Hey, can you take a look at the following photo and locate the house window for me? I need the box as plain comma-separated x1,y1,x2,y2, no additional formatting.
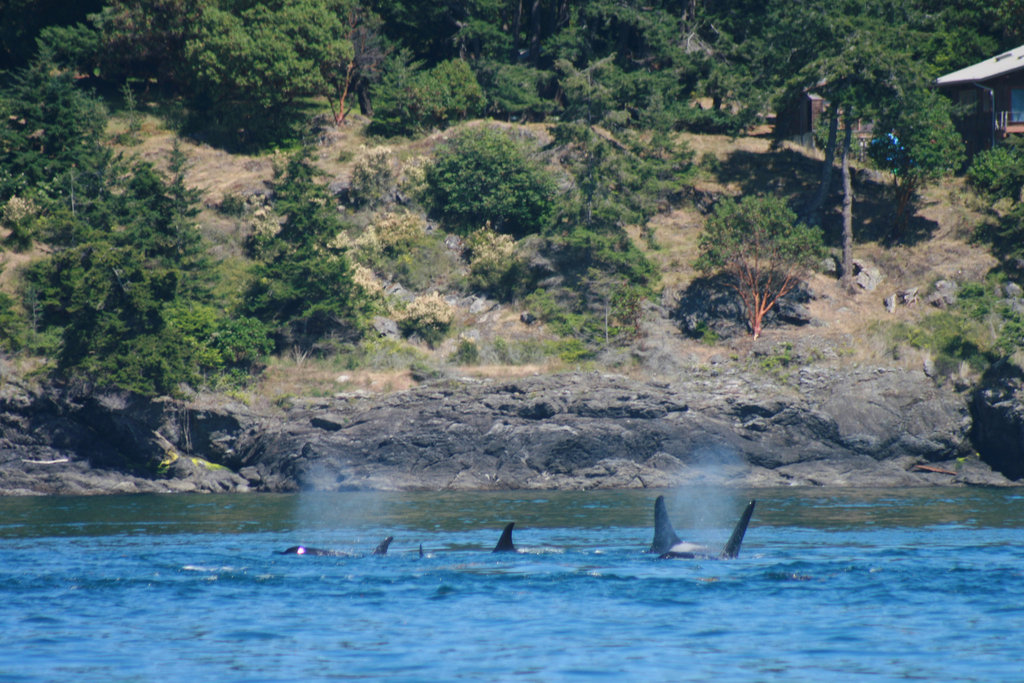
1012,89,1024,123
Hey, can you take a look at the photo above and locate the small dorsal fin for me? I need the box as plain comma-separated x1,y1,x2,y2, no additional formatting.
493,522,517,552
650,495,682,555
372,536,394,556
719,500,756,559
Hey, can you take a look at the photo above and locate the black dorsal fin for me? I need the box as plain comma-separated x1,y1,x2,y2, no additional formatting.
650,495,682,555
493,522,517,552
372,536,394,556
719,500,756,559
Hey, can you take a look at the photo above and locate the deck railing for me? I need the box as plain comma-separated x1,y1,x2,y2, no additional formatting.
997,111,1024,129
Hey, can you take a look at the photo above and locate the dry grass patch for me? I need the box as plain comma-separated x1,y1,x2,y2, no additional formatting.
454,362,560,379
255,362,419,400
632,206,706,294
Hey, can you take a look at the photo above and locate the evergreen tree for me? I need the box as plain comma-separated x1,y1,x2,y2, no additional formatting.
21,144,225,395
0,51,109,205
243,148,371,352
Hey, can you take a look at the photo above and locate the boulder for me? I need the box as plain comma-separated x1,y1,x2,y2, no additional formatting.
853,260,883,292
926,280,958,308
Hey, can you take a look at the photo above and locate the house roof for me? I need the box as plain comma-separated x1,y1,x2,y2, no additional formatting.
936,44,1024,86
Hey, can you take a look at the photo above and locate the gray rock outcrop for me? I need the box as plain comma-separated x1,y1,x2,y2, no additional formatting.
2,366,1012,495
239,369,989,491
972,363,1024,480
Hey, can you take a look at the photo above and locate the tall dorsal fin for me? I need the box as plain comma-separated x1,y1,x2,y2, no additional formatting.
650,495,682,555
719,500,756,559
372,536,394,556
493,522,517,552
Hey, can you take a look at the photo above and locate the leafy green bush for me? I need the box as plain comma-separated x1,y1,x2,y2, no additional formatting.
218,194,247,217
867,89,965,231
449,337,480,365
424,126,557,237
882,277,1024,381
996,309,1024,358
369,54,485,137
967,144,1024,201
166,304,273,383
480,63,554,122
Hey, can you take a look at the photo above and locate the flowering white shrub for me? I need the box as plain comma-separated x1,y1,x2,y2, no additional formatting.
399,154,429,199
356,210,426,258
351,145,395,207
351,263,384,298
2,196,38,225
398,291,455,345
1,195,39,250
465,225,528,298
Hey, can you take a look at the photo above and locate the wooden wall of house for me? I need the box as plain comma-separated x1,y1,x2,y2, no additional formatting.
775,93,826,148
941,71,1024,159
941,84,995,160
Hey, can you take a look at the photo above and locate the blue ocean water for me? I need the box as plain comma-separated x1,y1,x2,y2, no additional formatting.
1,487,1022,682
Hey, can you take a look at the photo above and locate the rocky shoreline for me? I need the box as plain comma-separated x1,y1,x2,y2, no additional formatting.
1,366,1020,495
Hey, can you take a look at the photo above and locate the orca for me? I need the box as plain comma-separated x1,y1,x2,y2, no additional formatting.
492,522,518,553
372,536,394,556
278,536,394,557
278,545,344,557
649,495,756,560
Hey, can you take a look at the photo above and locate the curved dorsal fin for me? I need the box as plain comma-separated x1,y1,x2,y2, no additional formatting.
650,495,682,555
372,536,394,556
493,522,517,552
719,500,756,559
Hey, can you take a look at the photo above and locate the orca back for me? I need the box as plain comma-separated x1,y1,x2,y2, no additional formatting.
372,536,394,556
719,500,756,559
279,545,333,556
650,495,682,555
493,522,517,552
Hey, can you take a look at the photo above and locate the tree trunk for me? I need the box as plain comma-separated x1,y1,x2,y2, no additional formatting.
357,81,373,117
528,0,542,66
334,61,357,124
803,104,839,226
512,0,523,60
840,114,854,291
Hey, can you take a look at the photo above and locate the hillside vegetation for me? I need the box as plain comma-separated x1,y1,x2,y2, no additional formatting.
1,0,1023,405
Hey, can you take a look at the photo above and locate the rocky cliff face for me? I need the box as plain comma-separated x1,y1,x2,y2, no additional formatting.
0,367,1015,495
971,363,1024,481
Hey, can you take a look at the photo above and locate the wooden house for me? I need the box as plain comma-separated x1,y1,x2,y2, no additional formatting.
935,44,1024,158
775,91,874,156
775,92,827,148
